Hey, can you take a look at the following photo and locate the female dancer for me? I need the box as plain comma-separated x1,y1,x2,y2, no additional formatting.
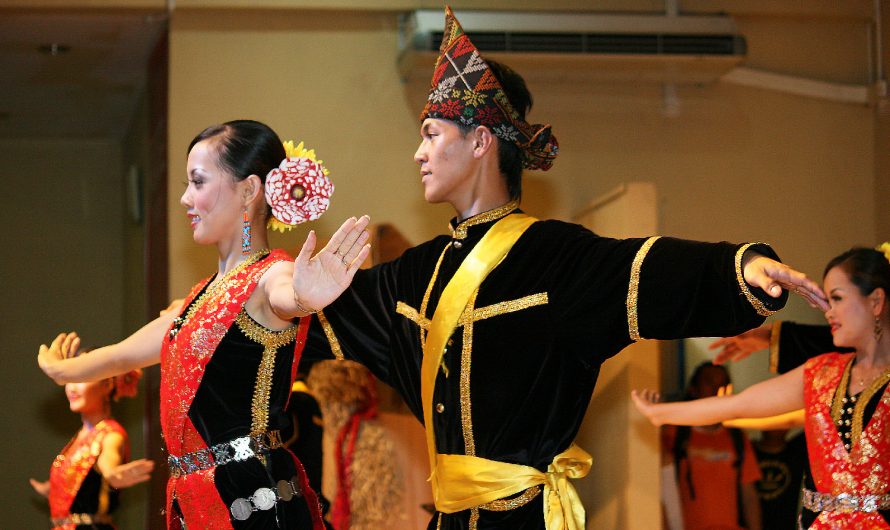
30,365,151,530
633,247,890,528
37,120,370,529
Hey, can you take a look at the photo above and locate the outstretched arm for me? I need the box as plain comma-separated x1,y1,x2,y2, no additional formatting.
742,253,827,311
38,309,174,384
632,364,805,427
96,432,154,489
268,215,371,320
710,324,772,365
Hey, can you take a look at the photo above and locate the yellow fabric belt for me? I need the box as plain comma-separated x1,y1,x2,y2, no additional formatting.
434,444,592,530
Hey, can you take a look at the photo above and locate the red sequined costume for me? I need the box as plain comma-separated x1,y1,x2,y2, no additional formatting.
160,249,325,529
804,353,890,529
49,419,128,530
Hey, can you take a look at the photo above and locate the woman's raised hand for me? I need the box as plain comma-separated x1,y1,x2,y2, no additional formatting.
291,215,371,313
38,332,81,383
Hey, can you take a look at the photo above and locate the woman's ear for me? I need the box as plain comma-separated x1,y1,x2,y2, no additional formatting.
870,287,887,317
241,174,263,206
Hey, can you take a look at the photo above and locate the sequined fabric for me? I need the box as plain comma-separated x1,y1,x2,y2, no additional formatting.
804,353,890,529
48,420,127,530
159,250,317,529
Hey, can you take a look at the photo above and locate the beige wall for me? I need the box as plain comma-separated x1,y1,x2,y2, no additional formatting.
0,139,147,529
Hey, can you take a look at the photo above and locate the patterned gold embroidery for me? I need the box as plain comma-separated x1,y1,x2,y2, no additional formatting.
769,321,783,373
234,310,298,435
469,507,480,528
626,236,660,341
396,302,430,330
171,249,270,338
316,310,343,360
468,293,548,323
830,359,890,449
853,376,890,449
398,293,549,332
734,242,779,317
451,201,519,240
418,245,452,345
480,485,542,511
461,289,479,458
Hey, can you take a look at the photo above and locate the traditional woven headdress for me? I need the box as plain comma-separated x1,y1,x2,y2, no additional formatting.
420,6,559,171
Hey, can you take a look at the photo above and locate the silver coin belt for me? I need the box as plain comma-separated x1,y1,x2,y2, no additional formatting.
167,430,283,478
803,488,890,513
51,513,113,527
229,475,302,521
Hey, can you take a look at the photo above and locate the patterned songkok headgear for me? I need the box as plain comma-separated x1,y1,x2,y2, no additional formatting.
419,6,559,171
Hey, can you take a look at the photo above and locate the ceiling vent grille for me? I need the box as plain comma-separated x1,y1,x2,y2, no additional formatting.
425,31,746,56
398,10,747,85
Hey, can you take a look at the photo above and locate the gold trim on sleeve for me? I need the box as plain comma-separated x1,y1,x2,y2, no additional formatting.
769,321,783,373
316,310,344,360
235,310,298,435
735,242,779,317
626,236,660,341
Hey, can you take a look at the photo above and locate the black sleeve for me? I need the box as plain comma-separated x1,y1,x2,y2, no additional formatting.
302,260,399,386
635,238,786,340
543,222,787,363
772,321,847,374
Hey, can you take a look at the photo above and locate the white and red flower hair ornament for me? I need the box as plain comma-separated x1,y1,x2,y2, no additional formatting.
264,140,334,232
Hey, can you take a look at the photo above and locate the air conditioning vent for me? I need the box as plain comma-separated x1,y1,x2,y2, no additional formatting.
425,32,745,56
398,10,748,85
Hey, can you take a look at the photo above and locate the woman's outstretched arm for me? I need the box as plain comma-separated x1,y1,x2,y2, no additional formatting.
632,364,806,427
37,307,178,384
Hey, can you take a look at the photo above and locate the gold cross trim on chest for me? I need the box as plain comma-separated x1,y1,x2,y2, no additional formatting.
396,241,547,379
396,292,548,333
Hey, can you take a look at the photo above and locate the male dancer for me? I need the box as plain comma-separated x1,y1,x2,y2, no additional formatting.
294,7,826,529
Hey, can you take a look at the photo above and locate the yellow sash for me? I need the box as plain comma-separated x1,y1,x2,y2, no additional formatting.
421,213,592,529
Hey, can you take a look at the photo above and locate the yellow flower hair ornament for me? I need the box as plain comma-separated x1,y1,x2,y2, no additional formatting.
878,242,890,263
265,140,334,232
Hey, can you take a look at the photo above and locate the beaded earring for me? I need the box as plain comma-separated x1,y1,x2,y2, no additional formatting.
241,209,251,255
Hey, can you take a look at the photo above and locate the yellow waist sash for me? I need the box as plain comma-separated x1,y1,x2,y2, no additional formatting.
422,213,591,529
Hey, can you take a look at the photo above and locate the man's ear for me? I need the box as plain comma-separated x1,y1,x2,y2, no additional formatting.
472,126,496,158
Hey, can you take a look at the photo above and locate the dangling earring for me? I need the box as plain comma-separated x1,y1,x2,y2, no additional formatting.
241,208,251,255
875,315,884,343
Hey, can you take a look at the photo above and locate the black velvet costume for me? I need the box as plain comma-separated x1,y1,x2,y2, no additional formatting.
66,469,118,530
306,203,785,529
172,296,316,529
